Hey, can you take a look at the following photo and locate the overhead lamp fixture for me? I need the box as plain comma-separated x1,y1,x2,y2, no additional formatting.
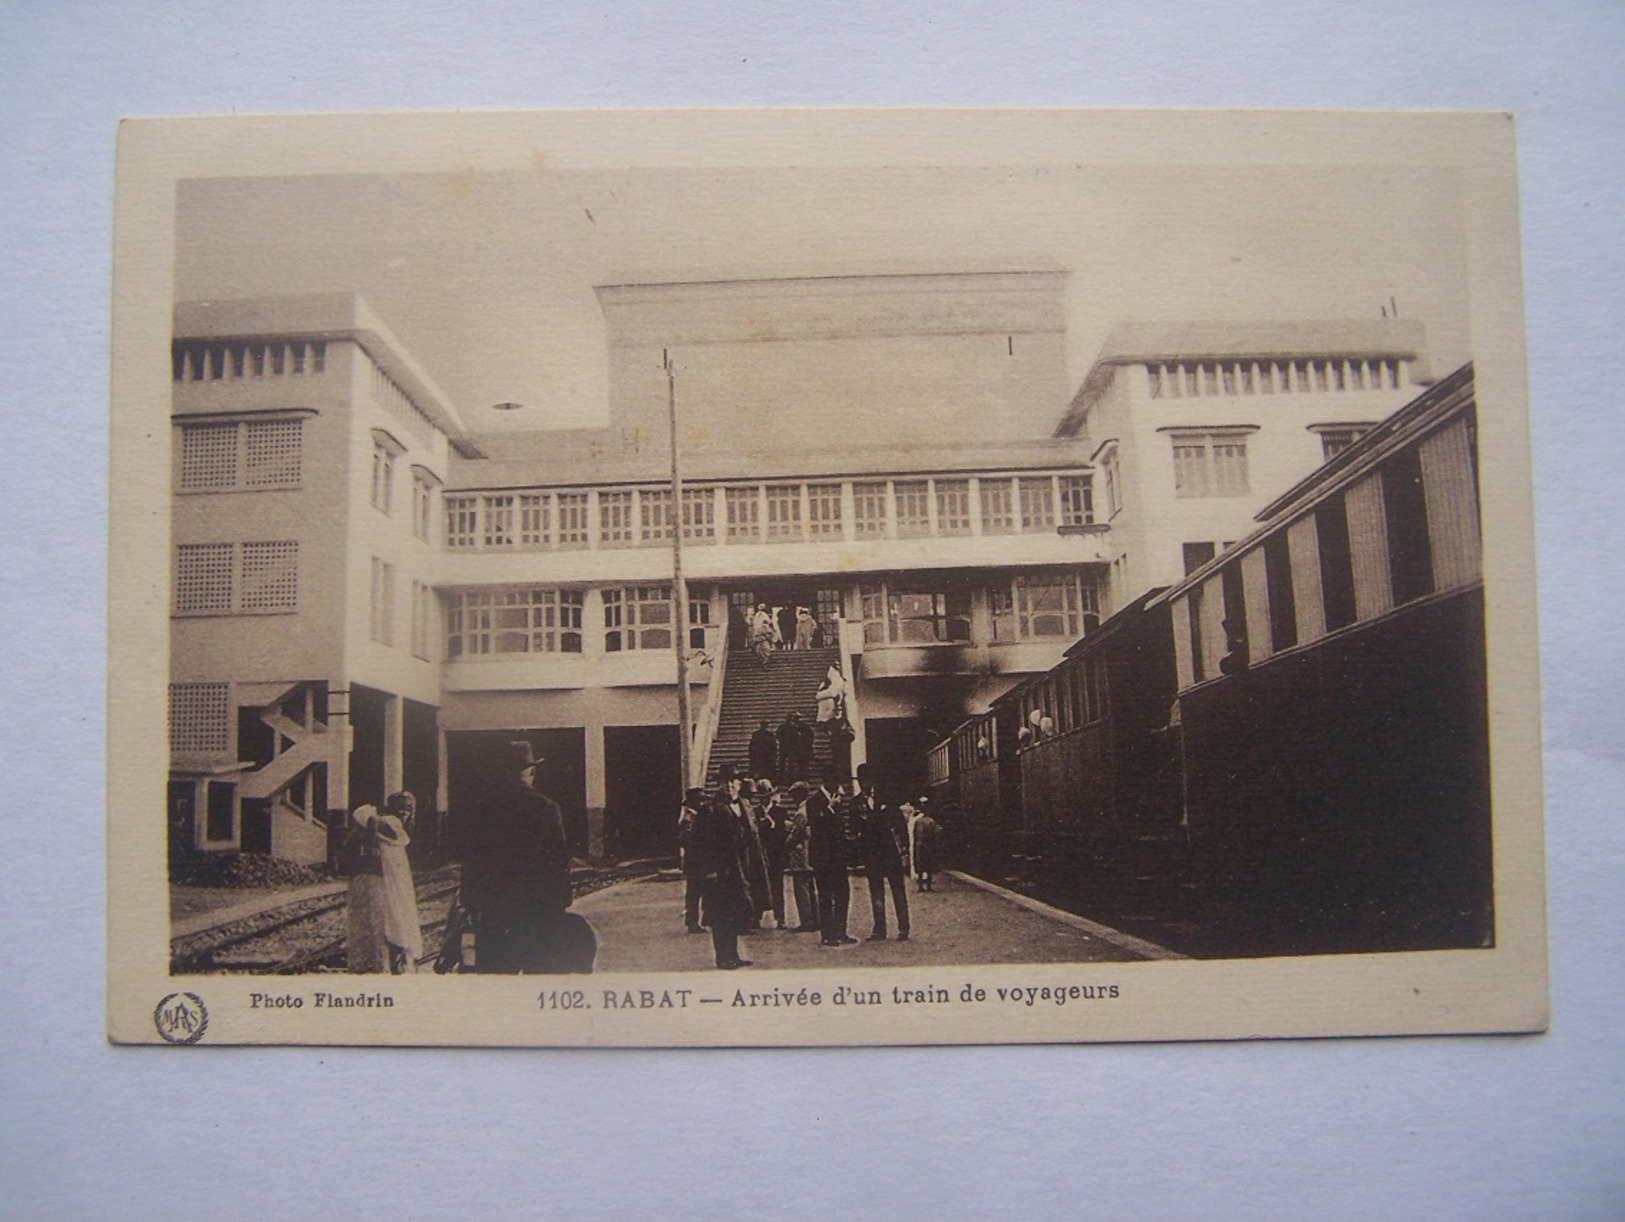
491,401,528,412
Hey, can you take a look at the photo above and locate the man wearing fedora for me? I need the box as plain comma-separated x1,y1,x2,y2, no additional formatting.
691,763,754,968
807,762,857,946
853,764,910,941
459,738,583,973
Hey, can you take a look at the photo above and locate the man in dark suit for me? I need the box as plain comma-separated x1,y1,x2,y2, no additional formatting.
691,764,754,969
853,764,910,941
748,719,779,782
459,739,588,973
807,763,857,946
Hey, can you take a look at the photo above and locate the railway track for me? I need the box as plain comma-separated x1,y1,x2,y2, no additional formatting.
171,859,668,974
170,869,462,974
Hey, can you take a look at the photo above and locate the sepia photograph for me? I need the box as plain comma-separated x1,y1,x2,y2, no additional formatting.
108,108,1546,1046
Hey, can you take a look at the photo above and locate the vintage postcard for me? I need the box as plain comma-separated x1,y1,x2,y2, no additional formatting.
108,108,1547,1046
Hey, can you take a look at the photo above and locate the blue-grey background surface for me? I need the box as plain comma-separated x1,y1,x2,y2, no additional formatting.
2,3,1621,1218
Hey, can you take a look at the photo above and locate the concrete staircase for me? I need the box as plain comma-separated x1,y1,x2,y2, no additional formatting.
706,646,841,786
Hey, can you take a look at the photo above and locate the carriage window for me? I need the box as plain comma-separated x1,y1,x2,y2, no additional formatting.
1315,496,1357,631
1382,447,1435,605
1263,533,1298,652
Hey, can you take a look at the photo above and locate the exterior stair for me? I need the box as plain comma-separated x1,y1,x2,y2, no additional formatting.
706,646,842,786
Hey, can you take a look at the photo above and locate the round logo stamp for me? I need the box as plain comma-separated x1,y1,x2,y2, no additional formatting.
153,992,209,1045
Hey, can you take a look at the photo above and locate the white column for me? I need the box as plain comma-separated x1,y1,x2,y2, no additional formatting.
1240,548,1273,662
382,692,403,797
840,480,857,543
1171,597,1195,690
1345,475,1394,622
967,477,983,536
925,479,940,536
1419,418,1482,590
1286,517,1327,645
884,481,898,540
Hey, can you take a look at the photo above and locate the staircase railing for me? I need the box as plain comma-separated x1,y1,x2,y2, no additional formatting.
689,623,728,788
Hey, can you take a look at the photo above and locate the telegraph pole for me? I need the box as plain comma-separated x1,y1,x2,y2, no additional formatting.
666,350,693,788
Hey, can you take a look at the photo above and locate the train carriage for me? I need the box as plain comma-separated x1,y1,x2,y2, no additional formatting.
1152,362,1491,955
917,362,1493,959
993,588,1179,840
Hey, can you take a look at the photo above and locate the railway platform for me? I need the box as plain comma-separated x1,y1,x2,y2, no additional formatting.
575,869,1179,973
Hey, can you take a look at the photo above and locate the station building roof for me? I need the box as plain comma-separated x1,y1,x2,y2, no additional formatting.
1054,318,1431,437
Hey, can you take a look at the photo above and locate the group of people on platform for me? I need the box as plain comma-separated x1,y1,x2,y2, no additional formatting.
743,602,822,662
343,738,591,976
677,761,943,970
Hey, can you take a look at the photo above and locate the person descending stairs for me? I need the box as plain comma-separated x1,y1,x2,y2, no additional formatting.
707,645,845,786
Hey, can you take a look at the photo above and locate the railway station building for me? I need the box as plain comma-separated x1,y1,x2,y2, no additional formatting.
166,274,1433,865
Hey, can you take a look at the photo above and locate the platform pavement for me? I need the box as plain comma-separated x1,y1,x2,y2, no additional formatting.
572,868,1176,973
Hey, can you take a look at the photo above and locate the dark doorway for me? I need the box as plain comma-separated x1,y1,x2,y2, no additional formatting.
863,717,941,807
604,724,682,860
728,583,842,650
168,780,195,873
348,684,388,812
238,792,271,854
402,699,441,863
445,728,589,860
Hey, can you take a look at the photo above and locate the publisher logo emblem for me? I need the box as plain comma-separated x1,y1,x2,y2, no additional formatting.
154,992,209,1045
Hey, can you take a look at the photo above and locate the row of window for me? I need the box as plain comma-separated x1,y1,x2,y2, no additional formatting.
443,474,1096,552
367,560,434,660
371,437,438,542
1144,357,1407,401
444,586,711,657
1174,416,1481,690
858,572,1101,647
1009,650,1111,749
1165,424,1373,500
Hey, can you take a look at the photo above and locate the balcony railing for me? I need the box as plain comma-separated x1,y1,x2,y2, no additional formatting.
442,471,1098,554
172,339,328,384
1144,356,1409,400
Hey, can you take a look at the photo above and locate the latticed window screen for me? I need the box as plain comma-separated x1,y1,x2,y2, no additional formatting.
241,542,298,612
935,480,971,535
853,483,888,537
979,479,1015,534
169,682,230,753
243,420,302,486
175,542,297,613
179,424,239,490
175,543,234,613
